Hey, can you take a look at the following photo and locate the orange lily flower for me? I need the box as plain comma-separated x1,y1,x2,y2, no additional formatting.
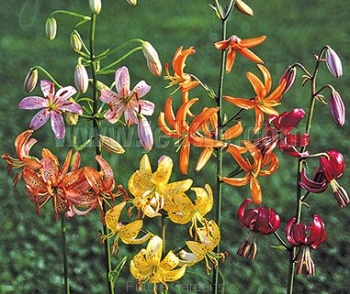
158,97,226,174
214,35,266,73
164,46,200,93
2,129,42,186
224,64,287,133
220,140,279,204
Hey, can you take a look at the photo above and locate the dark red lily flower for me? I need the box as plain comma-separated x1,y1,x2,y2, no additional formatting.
300,150,349,207
254,108,309,157
286,214,326,276
237,198,280,260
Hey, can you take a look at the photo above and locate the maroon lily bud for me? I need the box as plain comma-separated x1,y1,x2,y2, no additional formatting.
329,89,345,126
279,65,297,93
325,46,343,79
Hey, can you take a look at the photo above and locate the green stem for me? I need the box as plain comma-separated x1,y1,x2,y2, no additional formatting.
212,11,229,294
89,12,114,294
61,217,70,294
286,52,321,294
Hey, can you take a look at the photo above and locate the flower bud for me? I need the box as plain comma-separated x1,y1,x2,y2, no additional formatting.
325,46,343,79
64,112,79,126
24,68,38,92
45,17,57,40
138,115,153,151
99,135,125,154
235,0,254,16
279,65,296,94
70,31,82,52
89,0,102,14
74,64,89,93
126,0,137,5
142,41,162,76
329,89,345,126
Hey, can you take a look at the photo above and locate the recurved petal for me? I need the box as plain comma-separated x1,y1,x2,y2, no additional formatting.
222,121,243,140
56,86,77,101
239,48,264,64
192,184,213,216
179,137,191,175
220,175,250,186
159,250,180,271
246,71,266,98
139,100,155,116
119,220,150,244
105,202,126,231
133,80,151,98
240,35,266,48
223,96,255,109
250,177,262,205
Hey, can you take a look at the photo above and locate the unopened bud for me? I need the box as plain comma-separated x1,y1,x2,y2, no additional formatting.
126,0,137,5
74,64,89,93
24,68,38,92
99,135,125,154
235,0,254,16
329,89,345,126
138,115,153,151
325,46,343,79
142,42,162,76
279,65,297,94
70,31,82,51
45,17,57,40
64,111,79,126
89,0,102,14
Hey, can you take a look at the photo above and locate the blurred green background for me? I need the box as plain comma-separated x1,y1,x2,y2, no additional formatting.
1,0,349,293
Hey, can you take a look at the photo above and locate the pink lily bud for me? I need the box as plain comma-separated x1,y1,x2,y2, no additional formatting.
142,41,162,76
89,0,102,14
138,115,153,151
74,64,89,93
24,68,38,92
325,46,343,79
329,89,345,126
279,65,296,94
45,17,57,40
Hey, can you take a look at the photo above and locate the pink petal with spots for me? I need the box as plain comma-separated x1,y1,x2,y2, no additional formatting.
100,89,120,103
139,100,155,116
56,86,77,101
133,80,151,98
29,109,50,130
59,101,83,115
104,109,123,124
40,80,53,97
115,66,130,94
18,96,47,110
124,108,138,126
51,112,65,139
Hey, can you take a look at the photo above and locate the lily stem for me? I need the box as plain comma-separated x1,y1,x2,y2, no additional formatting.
89,12,114,294
61,216,70,294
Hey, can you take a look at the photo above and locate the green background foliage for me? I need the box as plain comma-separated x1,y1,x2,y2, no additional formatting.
0,0,349,293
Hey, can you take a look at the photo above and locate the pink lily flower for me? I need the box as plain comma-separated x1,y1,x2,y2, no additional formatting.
18,80,82,139
99,66,154,126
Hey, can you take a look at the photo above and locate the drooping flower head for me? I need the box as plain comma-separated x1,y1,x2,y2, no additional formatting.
286,214,326,276
18,80,82,139
300,150,349,207
100,66,154,126
236,198,280,260
214,35,266,73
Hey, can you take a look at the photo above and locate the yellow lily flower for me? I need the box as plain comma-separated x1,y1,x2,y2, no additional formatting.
165,184,213,237
179,220,226,272
101,202,151,254
130,235,187,293
128,154,193,217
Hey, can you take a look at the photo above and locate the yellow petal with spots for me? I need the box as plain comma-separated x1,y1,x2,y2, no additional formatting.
152,155,173,185
146,235,163,266
119,220,151,245
104,202,126,232
160,265,187,282
193,184,213,216
159,250,179,271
